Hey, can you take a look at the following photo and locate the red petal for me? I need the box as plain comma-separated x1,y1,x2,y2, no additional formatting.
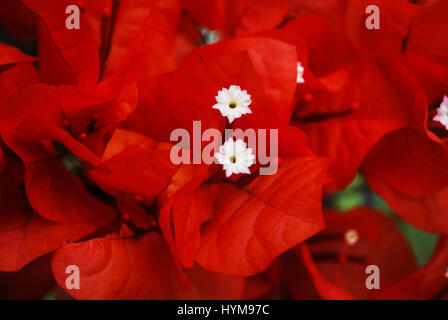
273,13,355,77
90,129,177,203
104,0,180,77
406,0,448,67
363,126,448,198
51,233,173,299
101,128,156,161
0,43,36,66
179,0,225,30
366,177,448,234
0,84,101,166
127,51,274,142
293,208,417,299
295,59,427,191
184,37,298,122
21,0,99,87
195,156,328,276
228,0,288,37
162,189,214,268
0,63,38,106
58,83,138,137
345,0,418,59
370,236,448,299
0,158,94,271
293,244,356,299
401,53,448,105
180,0,287,36
166,264,246,299
25,157,116,225
0,254,54,299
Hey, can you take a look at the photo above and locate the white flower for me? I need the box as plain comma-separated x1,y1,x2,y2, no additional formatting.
297,62,305,83
214,138,255,177
344,229,359,246
212,85,252,123
434,95,448,130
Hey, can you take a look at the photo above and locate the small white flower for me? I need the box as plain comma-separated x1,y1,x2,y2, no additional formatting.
297,62,305,83
214,138,255,177
212,85,252,123
434,95,448,130
344,229,359,246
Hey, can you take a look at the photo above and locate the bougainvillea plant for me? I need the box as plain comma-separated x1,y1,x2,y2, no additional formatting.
0,0,447,300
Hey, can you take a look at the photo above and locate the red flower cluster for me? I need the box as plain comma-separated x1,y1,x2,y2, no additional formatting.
0,0,447,300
